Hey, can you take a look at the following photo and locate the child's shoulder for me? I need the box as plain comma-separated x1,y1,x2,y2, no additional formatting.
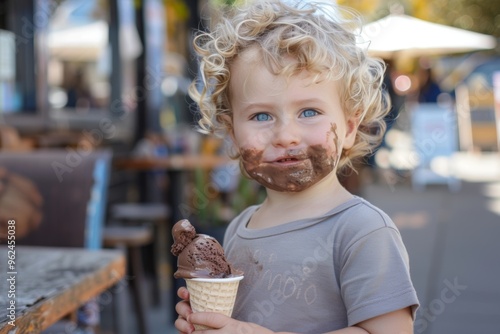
342,196,395,228
330,196,401,242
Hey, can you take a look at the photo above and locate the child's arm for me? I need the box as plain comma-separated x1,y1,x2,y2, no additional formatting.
184,311,370,334
278,308,413,334
354,307,413,334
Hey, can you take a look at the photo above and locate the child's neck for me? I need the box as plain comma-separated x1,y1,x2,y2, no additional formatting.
247,175,354,230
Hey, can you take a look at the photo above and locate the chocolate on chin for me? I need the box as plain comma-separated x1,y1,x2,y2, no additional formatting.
171,219,242,279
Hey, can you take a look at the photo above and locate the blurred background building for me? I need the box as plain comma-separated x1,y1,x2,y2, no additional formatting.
1,0,499,154
1,0,498,170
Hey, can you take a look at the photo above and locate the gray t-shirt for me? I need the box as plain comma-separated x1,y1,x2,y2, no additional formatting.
223,196,419,333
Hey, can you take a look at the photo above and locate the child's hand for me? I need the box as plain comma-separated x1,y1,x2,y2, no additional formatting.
187,312,272,334
175,287,195,334
175,286,272,334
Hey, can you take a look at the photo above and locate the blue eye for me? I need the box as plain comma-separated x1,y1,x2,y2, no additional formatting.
252,113,272,121
301,109,318,118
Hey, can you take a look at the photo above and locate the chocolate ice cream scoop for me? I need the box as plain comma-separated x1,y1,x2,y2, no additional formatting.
171,219,241,279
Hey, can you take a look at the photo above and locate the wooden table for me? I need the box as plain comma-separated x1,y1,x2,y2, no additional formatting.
0,246,125,333
114,154,231,221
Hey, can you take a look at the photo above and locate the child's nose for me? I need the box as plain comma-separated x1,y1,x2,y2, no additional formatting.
271,119,301,147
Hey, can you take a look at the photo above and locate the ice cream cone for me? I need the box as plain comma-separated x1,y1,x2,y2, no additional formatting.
185,276,244,330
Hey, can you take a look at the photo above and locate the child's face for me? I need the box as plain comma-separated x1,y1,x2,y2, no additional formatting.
228,52,357,193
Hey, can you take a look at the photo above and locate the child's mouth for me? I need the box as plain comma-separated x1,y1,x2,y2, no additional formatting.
274,151,308,164
272,157,310,168
277,158,299,163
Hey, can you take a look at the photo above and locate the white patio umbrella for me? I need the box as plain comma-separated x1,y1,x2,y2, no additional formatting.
48,21,108,61
48,20,142,61
360,14,497,59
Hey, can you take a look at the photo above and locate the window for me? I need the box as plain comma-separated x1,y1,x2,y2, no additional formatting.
0,0,41,114
0,0,160,144
47,0,111,113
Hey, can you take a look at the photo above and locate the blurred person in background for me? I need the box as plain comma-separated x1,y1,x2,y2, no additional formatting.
0,126,42,240
64,66,95,110
416,59,443,103
0,167,43,241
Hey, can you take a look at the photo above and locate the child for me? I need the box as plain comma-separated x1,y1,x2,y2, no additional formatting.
175,0,419,333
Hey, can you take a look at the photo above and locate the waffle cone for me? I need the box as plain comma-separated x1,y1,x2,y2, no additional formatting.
185,276,244,330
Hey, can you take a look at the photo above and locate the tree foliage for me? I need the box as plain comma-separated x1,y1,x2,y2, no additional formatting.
213,0,499,37
425,0,500,37
341,0,499,37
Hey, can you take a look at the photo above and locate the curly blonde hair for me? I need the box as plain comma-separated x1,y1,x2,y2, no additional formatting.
189,0,390,173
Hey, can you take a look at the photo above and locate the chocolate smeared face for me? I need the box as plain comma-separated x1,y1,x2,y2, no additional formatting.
240,123,341,192
229,51,356,193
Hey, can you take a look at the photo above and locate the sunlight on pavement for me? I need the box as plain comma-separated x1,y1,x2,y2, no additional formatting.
482,182,500,198
483,182,500,217
381,129,500,183
486,200,500,216
426,153,500,182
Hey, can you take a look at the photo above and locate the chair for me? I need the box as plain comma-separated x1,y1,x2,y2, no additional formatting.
102,225,153,334
109,202,171,306
0,149,112,248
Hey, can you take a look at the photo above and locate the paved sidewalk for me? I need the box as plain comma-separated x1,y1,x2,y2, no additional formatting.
363,171,500,334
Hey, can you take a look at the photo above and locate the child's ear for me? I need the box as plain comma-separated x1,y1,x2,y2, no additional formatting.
343,116,359,149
